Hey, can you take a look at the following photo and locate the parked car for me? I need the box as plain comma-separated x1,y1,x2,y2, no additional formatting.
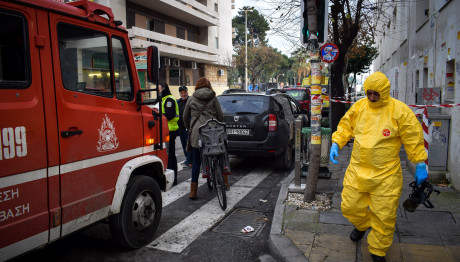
265,88,286,94
217,92,307,170
283,87,310,114
222,88,247,94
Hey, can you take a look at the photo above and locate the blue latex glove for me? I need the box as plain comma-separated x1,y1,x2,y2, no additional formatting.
415,162,428,185
330,143,339,164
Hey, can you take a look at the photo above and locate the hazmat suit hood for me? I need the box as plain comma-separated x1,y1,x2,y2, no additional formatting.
364,72,391,108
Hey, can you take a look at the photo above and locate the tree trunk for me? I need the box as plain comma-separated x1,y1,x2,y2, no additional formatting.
329,55,347,133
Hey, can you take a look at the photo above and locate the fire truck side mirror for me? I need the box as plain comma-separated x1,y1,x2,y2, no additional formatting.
147,45,160,83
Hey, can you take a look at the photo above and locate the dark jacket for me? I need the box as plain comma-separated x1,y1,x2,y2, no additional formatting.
160,84,177,121
183,88,223,150
177,97,189,130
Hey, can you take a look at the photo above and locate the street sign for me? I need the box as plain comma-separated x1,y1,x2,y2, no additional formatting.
320,43,339,63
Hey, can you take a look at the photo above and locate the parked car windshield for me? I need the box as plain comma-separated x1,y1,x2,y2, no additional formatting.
284,89,308,101
218,95,267,114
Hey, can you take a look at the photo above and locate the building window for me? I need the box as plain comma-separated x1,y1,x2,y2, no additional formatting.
214,3,218,12
215,37,219,49
187,30,196,42
149,19,165,34
126,10,135,29
177,27,185,40
196,0,207,6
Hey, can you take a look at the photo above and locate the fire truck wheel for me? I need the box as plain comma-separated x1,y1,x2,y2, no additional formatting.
109,175,162,248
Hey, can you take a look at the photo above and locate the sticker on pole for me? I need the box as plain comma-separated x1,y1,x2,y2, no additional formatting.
320,43,339,63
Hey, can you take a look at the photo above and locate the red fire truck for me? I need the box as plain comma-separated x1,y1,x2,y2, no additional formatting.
0,0,173,260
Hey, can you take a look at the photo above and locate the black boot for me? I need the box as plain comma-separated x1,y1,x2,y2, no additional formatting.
350,227,366,242
371,254,386,262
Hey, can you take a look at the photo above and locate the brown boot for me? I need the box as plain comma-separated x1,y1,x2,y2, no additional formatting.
223,175,230,190
189,182,198,199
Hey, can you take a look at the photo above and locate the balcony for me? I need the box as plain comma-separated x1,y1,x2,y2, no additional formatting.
129,0,218,26
129,27,218,63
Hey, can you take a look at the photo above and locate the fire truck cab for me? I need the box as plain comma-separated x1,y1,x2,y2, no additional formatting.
0,0,173,260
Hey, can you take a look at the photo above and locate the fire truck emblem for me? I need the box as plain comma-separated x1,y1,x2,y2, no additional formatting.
97,114,119,152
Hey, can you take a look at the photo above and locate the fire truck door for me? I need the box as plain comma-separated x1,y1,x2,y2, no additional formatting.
49,15,144,233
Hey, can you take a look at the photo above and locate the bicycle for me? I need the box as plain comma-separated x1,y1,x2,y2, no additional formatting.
198,119,230,210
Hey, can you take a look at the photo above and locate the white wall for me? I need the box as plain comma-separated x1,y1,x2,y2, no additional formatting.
374,0,460,188
94,0,126,24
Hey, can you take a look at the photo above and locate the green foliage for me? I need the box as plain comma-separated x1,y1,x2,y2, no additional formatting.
235,45,285,85
347,37,378,75
232,7,270,47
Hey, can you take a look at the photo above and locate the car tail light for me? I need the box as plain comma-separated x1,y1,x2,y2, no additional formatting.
269,114,277,132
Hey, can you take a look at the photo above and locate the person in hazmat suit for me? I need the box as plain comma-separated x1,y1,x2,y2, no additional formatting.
329,72,428,262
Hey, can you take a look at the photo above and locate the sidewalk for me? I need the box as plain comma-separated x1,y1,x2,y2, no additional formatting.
269,144,460,262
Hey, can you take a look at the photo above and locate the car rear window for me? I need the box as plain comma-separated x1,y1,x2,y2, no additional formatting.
284,90,308,101
218,95,267,114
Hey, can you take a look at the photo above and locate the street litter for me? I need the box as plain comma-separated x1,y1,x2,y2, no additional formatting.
241,226,254,233
259,199,267,203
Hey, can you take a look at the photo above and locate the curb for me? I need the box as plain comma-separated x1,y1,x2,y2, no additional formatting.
269,171,309,262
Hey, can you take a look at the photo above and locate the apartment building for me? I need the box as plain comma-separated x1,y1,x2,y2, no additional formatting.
373,0,459,187
94,0,233,94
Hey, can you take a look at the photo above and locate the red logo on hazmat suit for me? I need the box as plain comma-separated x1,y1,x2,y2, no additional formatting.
382,129,391,137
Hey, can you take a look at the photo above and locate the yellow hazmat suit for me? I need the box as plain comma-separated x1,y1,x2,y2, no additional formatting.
332,72,427,256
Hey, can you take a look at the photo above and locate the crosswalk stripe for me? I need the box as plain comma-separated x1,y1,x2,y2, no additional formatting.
148,166,272,253
162,177,206,207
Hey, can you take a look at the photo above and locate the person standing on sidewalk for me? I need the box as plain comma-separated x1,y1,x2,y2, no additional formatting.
329,72,428,262
159,83,179,186
177,86,193,168
183,77,226,199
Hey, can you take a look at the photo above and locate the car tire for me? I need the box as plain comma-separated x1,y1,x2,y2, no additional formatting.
109,175,162,249
276,141,293,170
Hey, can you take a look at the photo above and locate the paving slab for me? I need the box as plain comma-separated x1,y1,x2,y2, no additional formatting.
308,234,356,262
316,223,354,237
284,229,314,256
319,211,352,225
399,243,453,262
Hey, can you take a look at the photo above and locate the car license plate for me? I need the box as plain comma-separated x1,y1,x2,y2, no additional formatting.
227,128,250,135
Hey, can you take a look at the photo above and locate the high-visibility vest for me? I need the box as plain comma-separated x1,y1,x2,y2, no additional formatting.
162,95,179,131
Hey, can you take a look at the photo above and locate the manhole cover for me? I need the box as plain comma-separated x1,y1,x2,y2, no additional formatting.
404,210,456,224
212,208,268,238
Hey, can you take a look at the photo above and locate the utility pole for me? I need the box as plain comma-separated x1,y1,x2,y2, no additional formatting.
304,0,321,202
243,8,253,92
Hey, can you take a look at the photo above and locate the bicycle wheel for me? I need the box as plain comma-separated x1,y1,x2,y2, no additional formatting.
206,174,213,190
205,157,213,190
212,159,227,210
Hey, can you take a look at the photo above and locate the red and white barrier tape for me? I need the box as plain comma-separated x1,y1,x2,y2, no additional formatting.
414,107,430,172
329,98,355,104
408,103,460,108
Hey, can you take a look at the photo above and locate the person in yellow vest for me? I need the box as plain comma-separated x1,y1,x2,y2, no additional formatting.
159,83,180,186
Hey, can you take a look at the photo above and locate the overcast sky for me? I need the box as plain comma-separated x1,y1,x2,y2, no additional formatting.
231,0,293,55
